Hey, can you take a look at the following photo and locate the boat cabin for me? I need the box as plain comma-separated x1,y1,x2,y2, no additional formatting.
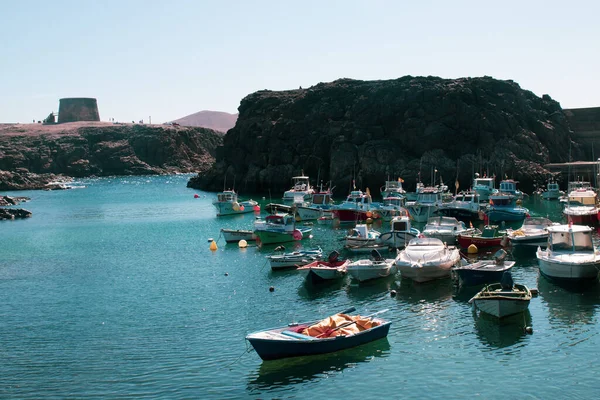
489,195,517,207
350,224,370,238
473,177,496,189
390,215,411,232
216,190,237,203
311,192,333,206
455,191,480,203
416,187,441,204
547,182,560,192
567,181,592,192
499,179,519,194
381,180,406,193
383,196,405,208
568,189,597,205
344,190,372,205
481,225,499,238
265,214,295,227
548,225,594,252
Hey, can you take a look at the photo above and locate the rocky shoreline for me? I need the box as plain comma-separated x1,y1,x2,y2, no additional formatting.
0,195,32,220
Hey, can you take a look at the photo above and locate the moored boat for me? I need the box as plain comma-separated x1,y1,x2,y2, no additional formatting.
331,189,381,223
452,249,515,286
505,217,558,248
394,237,461,283
347,250,397,282
421,216,478,245
472,174,498,202
457,225,507,249
469,272,532,318
484,193,529,223
297,252,350,283
220,228,257,243
296,187,335,221
267,247,323,270
562,184,599,226
344,224,381,248
380,178,406,199
212,190,259,217
405,187,442,223
438,191,483,222
282,175,314,204
245,307,391,360
541,180,562,200
536,224,600,281
254,214,312,245
378,214,420,249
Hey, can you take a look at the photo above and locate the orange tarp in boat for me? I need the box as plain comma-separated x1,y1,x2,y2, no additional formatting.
301,313,380,338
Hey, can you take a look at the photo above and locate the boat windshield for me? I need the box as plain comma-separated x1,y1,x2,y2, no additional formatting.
392,220,408,231
550,230,594,252
474,179,493,188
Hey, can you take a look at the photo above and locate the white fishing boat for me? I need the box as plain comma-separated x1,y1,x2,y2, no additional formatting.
380,179,406,199
212,190,259,217
378,214,421,249
536,224,600,281
282,175,314,204
421,216,478,245
376,196,407,221
469,272,532,318
405,187,442,223
394,237,461,283
220,228,257,243
505,217,558,248
438,191,483,222
296,187,334,221
347,250,397,282
267,247,323,270
472,174,498,202
562,184,599,226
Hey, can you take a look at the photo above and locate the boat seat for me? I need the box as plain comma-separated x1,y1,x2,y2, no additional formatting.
371,249,384,261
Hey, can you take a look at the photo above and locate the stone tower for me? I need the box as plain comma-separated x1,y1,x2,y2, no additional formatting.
57,98,100,123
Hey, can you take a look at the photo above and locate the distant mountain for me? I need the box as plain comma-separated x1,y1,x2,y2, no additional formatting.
172,110,238,133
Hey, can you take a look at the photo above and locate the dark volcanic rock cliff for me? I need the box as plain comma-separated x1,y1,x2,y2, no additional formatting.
189,76,584,195
0,122,223,189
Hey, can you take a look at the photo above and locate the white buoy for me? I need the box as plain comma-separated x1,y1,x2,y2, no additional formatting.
207,238,214,243
238,239,248,248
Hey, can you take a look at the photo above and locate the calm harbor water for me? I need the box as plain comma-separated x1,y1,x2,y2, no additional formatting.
1,175,600,399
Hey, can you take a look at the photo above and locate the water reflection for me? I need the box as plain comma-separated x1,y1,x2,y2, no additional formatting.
474,309,532,349
537,275,600,326
246,338,391,392
393,278,454,305
297,276,349,300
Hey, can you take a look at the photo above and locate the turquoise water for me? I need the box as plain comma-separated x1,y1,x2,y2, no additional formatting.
1,176,599,399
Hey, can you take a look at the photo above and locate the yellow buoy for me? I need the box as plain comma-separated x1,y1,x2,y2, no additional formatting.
467,244,478,254
366,218,373,224
209,240,218,251
238,239,248,248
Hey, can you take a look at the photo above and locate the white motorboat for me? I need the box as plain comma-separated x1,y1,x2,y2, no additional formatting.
506,217,558,248
421,216,478,245
297,252,350,283
536,224,600,281
378,214,420,249
394,237,461,283
469,272,532,318
347,250,397,282
267,247,323,270
380,179,406,199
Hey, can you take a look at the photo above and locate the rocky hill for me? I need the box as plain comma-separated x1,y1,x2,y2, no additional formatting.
172,110,238,133
0,122,222,190
188,76,584,194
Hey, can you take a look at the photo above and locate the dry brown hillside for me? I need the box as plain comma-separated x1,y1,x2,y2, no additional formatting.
172,110,238,132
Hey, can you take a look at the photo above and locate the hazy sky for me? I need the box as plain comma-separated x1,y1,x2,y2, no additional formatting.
1,0,598,123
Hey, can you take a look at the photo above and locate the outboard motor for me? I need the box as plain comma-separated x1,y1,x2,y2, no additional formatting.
371,249,383,261
328,250,340,263
500,271,514,290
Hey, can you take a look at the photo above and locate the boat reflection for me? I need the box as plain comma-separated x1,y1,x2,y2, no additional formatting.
246,338,391,391
345,276,395,302
537,274,600,326
297,276,349,300
393,277,454,305
474,309,532,349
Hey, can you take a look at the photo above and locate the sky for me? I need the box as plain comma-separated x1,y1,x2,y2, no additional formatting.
1,0,598,124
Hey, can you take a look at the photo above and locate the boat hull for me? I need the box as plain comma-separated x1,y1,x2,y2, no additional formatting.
333,209,377,223
213,201,257,217
438,207,481,222
296,206,326,221
246,322,391,360
347,260,397,282
563,208,598,226
485,209,528,222
221,229,256,243
457,235,504,249
406,204,439,223
396,261,456,283
452,262,514,286
255,228,312,245
537,251,600,281
509,234,548,247
474,298,530,318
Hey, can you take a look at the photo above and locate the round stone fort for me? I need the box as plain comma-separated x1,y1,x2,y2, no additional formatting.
57,97,100,123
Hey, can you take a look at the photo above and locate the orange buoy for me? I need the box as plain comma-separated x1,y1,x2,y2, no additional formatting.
209,240,218,251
